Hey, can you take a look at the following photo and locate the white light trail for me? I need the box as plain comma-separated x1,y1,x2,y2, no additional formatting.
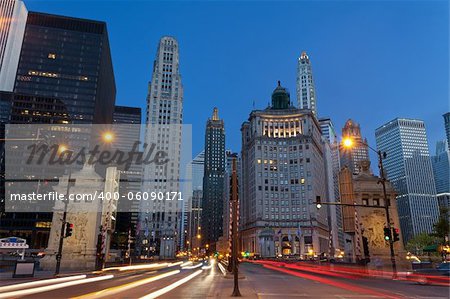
217,262,227,275
179,261,192,267
181,263,203,270
139,270,203,299
0,275,113,299
115,263,169,271
0,274,87,293
73,270,180,299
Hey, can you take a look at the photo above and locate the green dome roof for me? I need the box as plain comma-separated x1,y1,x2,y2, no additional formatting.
271,81,291,109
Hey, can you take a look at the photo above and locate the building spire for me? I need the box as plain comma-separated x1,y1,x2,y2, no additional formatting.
212,107,219,121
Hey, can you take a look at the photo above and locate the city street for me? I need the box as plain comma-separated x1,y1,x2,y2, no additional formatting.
0,261,448,298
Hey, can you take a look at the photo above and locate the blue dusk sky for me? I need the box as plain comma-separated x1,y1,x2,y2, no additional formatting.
26,0,449,161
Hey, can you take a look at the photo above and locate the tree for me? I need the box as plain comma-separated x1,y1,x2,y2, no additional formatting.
406,232,439,253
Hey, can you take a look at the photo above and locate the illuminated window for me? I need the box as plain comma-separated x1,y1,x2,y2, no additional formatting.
48,53,56,59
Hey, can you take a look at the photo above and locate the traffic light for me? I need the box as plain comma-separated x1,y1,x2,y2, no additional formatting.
316,196,322,209
362,236,370,258
64,222,74,238
383,227,391,241
392,228,400,242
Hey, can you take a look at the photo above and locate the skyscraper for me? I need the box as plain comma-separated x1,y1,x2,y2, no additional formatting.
201,107,225,250
187,151,204,252
375,118,439,243
111,106,142,253
241,81,328,258
139,36,183,259
296,51,318,115
14,12,116,124
432,141,450,194
319,117,345,252
340,119,370,175
444,112,450,147
0,0,27,91
0,12,116,248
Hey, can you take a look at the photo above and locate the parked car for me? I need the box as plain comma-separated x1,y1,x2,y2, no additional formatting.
407,262,450,285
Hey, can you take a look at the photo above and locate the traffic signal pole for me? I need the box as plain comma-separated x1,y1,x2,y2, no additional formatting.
55,169,72,276
378,150,398,279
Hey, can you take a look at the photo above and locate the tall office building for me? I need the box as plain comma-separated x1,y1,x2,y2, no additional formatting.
296,51,318,115
240,82,329,258
432,141,450,194
111,106,142,253
0,0,27,91
139,36,183,259
375,118,439,243
187,151,204,252
340,119,370,175
201,107,226,250
444,112,450,147
318,117,345,252
14,12,115,124
432,140,450,217
0,12,116,248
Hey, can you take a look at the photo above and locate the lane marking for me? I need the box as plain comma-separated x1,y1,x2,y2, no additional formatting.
139,270,203,299
0,275,87,293
72,270,180,299
0,275,113,299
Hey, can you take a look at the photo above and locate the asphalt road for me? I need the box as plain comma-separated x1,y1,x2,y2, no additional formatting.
0,261,448,298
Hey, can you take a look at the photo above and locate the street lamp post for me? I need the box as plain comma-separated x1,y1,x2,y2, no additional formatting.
230,155,241,297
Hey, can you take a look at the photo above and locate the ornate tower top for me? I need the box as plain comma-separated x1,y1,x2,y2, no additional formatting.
212,107,219,121
271,81,291,110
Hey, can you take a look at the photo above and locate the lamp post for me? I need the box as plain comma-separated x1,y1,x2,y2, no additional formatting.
341,138,397,278
230,155,241,297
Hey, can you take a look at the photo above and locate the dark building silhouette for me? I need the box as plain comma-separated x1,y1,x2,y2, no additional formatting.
0,12,116,249
201,107,225,250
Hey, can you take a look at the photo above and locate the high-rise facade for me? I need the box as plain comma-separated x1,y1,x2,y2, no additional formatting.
319,117,345,253
0,12,116,248
240,82,329,258
444,112,450,147
139,36,183,259
187,151,204,253
340,119,370,175
432,141,450,194
296,51,318,115
14,12,116,124
0,0,27,91
111,106,142,253
201,108,225,250
375,118,439,243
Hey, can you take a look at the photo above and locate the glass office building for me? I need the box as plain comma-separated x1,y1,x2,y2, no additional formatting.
375,118,439,243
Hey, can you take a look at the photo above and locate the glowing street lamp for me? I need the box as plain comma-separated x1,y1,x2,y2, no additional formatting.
342,137,353,148
102,132,114,143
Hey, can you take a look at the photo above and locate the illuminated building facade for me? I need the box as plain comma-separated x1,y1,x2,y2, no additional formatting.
240,82,329,258
296,51,318,115
139,36,184,259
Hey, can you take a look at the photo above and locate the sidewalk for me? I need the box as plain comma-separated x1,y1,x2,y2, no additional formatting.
207,274,258,298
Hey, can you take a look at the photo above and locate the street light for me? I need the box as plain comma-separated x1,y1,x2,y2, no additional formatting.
341,136,397,278
102,131,114,143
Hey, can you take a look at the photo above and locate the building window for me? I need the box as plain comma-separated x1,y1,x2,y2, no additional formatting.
48,53,56,59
